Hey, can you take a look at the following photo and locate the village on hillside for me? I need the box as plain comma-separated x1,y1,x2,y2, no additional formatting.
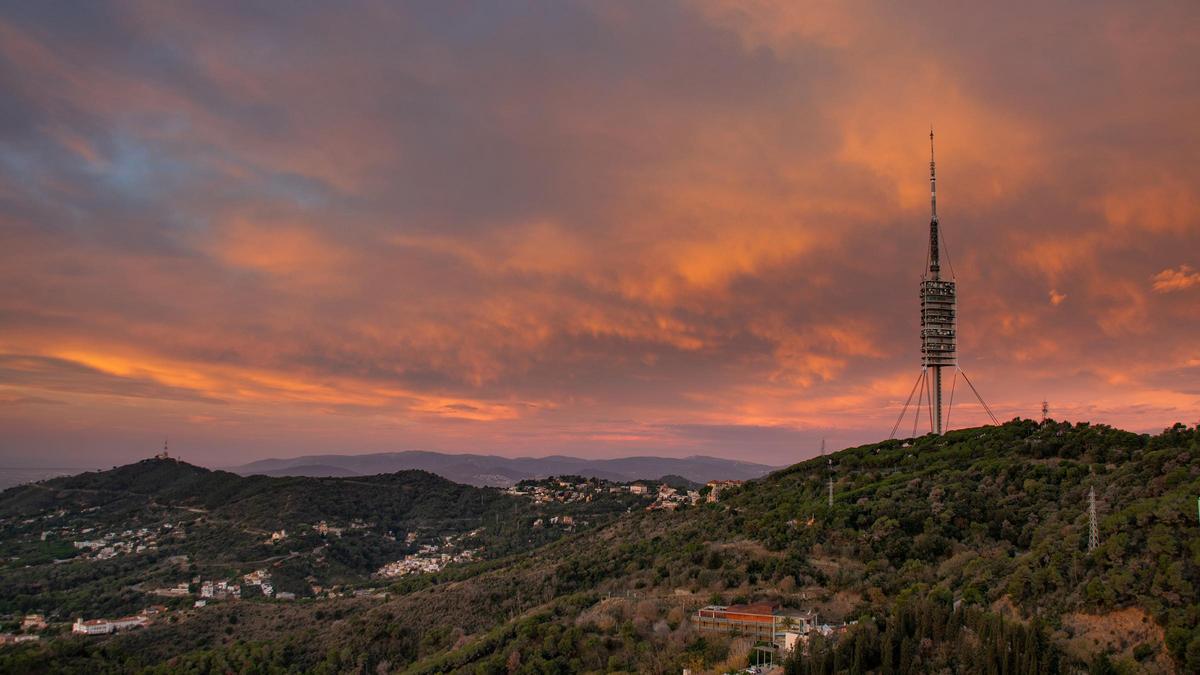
506,475,745,513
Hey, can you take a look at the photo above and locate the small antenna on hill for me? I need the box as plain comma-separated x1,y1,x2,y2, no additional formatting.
1041,400,1049,424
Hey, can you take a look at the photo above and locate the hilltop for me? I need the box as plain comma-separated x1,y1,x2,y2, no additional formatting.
2,420,1198,673
0,458,515,534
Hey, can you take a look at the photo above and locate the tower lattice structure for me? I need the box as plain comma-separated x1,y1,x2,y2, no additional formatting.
1088,485,1100,552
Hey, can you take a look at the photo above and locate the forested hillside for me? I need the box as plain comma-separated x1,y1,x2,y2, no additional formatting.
0,460,643,620
2,420,1198,673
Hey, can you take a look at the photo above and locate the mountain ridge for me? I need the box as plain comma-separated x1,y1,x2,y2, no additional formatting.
226,449,779,486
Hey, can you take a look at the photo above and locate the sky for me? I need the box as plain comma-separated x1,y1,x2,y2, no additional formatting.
1,1,1198,468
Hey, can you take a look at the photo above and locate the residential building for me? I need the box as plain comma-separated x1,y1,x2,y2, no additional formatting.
72,614,149,635
695,603,819,646
696,603,781,641
705,479,744,503
72,619,114,635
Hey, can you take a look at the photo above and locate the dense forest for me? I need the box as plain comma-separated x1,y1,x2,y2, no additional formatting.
1,419,1197,673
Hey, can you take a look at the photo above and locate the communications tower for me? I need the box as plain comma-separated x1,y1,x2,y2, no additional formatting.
921,130,955,434
891,130,998,438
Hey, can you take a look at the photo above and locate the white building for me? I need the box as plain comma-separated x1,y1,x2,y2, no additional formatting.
72,614,149,635
110,615,148,631
73,619,113,635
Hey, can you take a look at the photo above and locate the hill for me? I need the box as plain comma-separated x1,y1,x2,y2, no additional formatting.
0,459,647,621
229,450,777,487
3,420,1199,673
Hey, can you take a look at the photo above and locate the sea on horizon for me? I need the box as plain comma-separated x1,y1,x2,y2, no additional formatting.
0,467,94,491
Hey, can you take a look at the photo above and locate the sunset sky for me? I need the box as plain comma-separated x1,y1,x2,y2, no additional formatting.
1,2,1197,468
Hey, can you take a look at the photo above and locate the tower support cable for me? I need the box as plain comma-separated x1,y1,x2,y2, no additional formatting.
891,368,926,438
959,368,999,425
944,368,959,431
926,368,936,434
912,368,926,439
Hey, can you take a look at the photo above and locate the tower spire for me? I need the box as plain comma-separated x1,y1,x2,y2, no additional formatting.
930,126,937,220
928,127,940,279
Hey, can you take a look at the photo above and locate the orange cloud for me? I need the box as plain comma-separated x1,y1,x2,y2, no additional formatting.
1152,265,1200,293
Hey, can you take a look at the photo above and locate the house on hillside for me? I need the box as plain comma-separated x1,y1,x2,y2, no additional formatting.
705,479,744,503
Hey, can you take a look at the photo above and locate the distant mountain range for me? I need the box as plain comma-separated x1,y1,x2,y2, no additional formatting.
227,451,778,486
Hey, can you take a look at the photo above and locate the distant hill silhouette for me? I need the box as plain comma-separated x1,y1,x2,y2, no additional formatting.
0,457,503,531
227,451,777,486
